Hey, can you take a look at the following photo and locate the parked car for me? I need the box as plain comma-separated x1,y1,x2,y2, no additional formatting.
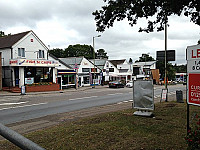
109,81,124,88
126,81,133,88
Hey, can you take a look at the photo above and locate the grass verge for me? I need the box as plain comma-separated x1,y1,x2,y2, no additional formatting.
0,101,199,150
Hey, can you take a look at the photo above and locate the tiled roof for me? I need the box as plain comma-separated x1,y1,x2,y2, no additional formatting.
0,31,30,49
109,59,126,67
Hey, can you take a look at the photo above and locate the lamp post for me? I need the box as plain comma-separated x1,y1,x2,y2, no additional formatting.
92,35,101,88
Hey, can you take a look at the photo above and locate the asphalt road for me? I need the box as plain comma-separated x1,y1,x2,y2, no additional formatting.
0,84,186,125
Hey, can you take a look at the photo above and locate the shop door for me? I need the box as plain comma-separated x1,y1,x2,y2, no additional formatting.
14,67,19,86
58,77,62,89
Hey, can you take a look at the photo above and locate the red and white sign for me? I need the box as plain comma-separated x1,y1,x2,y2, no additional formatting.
9,59,59,67
187,45,200,106
188,74,200,105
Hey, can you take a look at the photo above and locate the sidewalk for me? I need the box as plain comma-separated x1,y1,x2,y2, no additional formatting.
0,85,109,96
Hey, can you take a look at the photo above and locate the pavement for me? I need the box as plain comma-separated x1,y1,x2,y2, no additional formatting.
0,85,109,97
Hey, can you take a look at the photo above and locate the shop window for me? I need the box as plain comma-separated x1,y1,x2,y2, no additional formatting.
62,75,75,84
109,68,114,72
38,50,45,58
18,48,25,57
83,76,90,84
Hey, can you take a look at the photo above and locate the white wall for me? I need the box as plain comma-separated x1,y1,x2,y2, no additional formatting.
12,32,48,60
0,48,11,66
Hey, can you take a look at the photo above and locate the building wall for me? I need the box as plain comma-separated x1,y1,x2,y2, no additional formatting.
12,32,48,60
0,48,11,66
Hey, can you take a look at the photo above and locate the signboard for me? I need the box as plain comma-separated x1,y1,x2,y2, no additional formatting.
9,59,59,67
188,74,200,105
156,50,175,61
187,45,200,106
133,80,154,110
25,78,34,84
161,89,168,102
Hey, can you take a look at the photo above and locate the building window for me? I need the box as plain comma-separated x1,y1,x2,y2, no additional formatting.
109,68,114,72
38,50,45,58
82,68,90,72
18,48,25,57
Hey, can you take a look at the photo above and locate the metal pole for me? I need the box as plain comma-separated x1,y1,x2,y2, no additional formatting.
93,36,95,88
165,21,168,102
0,123,45,150
92,35,101,88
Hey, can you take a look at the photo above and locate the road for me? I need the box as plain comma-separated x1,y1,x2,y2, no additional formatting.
0,84,186,125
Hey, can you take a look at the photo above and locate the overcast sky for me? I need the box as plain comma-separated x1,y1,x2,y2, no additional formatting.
1,0,199,65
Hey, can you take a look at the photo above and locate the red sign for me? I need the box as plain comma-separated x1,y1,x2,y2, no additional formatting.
188,73,200,106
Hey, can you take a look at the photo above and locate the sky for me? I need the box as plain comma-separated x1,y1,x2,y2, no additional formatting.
0,0,199,65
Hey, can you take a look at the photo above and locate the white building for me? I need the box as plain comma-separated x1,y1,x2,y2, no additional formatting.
0,31,58,88
90,59,119,83
59,57,101,87
109,59,132,83
132,61,156,80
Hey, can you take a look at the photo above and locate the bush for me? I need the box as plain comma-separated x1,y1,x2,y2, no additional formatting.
185,114,200,149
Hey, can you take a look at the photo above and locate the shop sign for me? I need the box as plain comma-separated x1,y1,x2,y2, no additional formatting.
9,59,59,67
25,78,34,84
187,46,200,106
188,74,200,106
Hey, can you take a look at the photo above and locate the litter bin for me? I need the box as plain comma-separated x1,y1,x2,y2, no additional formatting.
176,90,183,103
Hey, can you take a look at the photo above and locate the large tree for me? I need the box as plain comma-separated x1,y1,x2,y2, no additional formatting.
49,48,65,58
0,31,5,37
64,44,95,59
93,0,200,32
135,53,155,62
96,48,109,59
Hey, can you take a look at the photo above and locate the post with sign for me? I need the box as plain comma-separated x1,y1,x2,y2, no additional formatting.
186,45,200,134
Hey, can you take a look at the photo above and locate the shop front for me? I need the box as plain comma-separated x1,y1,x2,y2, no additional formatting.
57,70,76,89
9,59,59,91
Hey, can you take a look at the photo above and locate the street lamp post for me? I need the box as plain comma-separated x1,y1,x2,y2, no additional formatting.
92,35,101,88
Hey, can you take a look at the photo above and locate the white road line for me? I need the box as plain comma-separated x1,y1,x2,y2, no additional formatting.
0,102,48,111
107,93,123,96
69,96,98,101
0,101,28,106
129,100,133,102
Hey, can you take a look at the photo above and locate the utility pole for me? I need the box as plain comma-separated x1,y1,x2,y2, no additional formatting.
164,19,168,101
92,35,101,88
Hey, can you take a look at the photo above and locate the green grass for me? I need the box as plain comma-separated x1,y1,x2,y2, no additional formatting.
0,101,199,150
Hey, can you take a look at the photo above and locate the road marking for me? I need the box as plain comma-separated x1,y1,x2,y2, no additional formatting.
123,101,129,103
0,103,48,111
0,101,28,106
69,96,98,101
107,93,123,96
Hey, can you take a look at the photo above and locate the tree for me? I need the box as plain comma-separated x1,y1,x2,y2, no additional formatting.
93,0,200,33
0,31,5,37
64,44,95,59
135,53,155,62
49,48,65,58
96,48,109,59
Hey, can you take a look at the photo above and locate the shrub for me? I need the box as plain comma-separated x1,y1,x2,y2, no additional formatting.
185,114,200,149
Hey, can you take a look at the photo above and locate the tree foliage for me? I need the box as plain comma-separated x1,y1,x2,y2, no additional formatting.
0,31,5,37
49,44,109,59
93,0,200,32
135,53,155,62
49,48,65,58
65,44,95,59
96,48,109,59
